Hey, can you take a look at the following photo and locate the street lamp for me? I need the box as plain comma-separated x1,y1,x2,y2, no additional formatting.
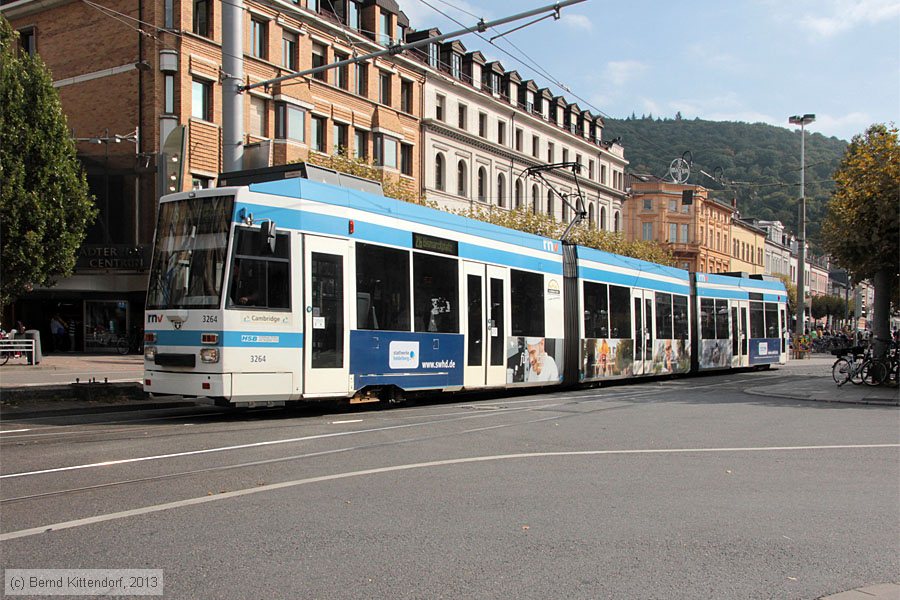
789,113,815,336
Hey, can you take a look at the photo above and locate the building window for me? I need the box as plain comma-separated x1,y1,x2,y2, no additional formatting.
308,0,319,11
458,104,467,130
373,133,398,169
588,160,595,179
668,199,677,212
353,129,367,159
348,1,361,29
490,73,500,94
428,43,439,68
400,79,413,113
282,31,298,70
515,128,523,152
547,142,554,163
532,135,539,158
681,224,689,243
355,63,368,95
251,19,267,59
613,212,619,232
249,96,267,138
515,179,523,209
457,161,467,196
378,70,391,105
643,198,652,211
642,223,653,240
193,0,210,37
333,123,348,153
379,11,392,46
311,43,327,81
334,52,349,89
17,27,36,56
497,174,505,208
275,104,305,142
164,74,175,114
435,152,445,191
191,174,213,189
531,184,539,214
450,53,461,79
600,206,606,230
588,204,595,226
435,94,445,121
668,223,677,243
601,164,607,185
478,113,487,138
311,115,326,151
497,121,506,145
547,190,553,216
477,167,487,201
164,0,174,29
400,143,413,176
562,148,569,163
191,78,212,121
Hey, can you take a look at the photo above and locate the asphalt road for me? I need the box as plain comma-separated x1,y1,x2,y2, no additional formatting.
2,368,898,599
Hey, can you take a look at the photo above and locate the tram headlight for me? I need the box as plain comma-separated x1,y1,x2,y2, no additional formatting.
200,348,219,363
144,345,156,361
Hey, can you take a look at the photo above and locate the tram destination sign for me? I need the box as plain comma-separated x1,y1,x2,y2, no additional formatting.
413,233,458,256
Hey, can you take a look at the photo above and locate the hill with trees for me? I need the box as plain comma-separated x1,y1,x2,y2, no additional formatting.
603,115,849,252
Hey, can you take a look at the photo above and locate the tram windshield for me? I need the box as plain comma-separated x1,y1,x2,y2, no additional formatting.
147,195,234,309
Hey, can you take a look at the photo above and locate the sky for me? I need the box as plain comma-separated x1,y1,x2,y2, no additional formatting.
398,0,900,141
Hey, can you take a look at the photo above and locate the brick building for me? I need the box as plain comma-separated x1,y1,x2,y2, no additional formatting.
1,0,424,350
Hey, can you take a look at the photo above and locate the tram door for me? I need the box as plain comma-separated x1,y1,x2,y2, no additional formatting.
731,300,749,367
463,262,508,388
632,289,654,375
303,235,350,396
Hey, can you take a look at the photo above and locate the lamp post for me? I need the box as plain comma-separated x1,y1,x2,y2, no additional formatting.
789,113,815,336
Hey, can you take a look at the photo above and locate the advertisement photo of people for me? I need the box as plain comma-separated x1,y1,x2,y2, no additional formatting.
506,336,563,383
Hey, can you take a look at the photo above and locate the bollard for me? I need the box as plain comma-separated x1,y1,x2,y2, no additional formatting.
23,329,42,364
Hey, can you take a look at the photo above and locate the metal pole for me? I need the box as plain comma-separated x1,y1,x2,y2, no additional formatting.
241,0,586,92
222,0,244,172
797,120,806,335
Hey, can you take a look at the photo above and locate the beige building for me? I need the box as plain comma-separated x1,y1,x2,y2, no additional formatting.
730,219,766,274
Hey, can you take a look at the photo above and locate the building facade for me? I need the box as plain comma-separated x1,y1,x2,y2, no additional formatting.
1,0,428,349
406,32,626,228
730,218,766,275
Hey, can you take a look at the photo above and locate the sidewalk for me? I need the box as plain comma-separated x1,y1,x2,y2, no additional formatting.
2,352,897,415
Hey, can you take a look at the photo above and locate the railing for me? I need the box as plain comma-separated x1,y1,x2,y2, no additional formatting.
0,339,37,365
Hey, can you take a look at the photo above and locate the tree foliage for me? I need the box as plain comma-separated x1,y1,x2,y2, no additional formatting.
776,273,797,318
822,124,900,294
603,116,848,252
0,16,95,306
304,150,434,207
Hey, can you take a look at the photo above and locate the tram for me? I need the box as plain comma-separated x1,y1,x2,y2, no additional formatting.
143,165,788,406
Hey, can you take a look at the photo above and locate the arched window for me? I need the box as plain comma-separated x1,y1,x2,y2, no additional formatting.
457,160,467,197
613,211,620,232
531,184,539,214
547,190,554,217
600,206,606,231
434,152,445,191
497,174,505,208
588,203,595,226
515,179,523,209
562,195,569,222
477,167,487,202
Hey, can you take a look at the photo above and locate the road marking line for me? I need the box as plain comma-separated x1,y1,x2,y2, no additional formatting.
0,429,32,434
2,443,896,542
330,419,363,424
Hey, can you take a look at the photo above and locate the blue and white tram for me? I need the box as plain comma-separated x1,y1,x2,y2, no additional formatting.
143,167,788,406
574,246,693,382
694,272,789,371
144,174,565,405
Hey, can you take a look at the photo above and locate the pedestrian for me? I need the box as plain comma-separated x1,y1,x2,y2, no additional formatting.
50,314,67,352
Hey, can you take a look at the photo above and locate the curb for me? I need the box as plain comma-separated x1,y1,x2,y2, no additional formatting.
743,387,899,406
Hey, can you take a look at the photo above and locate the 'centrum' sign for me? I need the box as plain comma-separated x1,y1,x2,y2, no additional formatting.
76,245,149,270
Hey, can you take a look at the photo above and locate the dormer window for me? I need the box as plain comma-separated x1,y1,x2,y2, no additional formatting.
450,53,461,79
428,43,439,68
348,1,361,29
490,73,500,93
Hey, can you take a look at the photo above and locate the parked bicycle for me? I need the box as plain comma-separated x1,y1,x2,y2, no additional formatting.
116,329,145,355
831,343,893,387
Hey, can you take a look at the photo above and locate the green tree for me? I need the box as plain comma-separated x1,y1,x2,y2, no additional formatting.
0,17,95,307
822,124,900,356
776,273,798,323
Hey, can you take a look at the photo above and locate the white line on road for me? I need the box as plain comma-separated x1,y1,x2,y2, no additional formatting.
2,443,896,542
0,429,32,434
331,419,363,424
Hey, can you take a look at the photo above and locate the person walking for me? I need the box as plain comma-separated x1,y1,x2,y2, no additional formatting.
50,314,68,352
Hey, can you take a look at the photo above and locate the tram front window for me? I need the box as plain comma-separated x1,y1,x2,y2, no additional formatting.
147,195,233,310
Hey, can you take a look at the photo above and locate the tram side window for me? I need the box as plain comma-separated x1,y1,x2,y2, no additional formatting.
608,285,631,338
356,243,410,331
413,253,459,333
714,299,729,339
700,298,715,339
583,281,609,338
511,269,544,337
764,302,779,338
673,294,689,340
655,292,673,339
227,227,290,310
750,301,766,338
